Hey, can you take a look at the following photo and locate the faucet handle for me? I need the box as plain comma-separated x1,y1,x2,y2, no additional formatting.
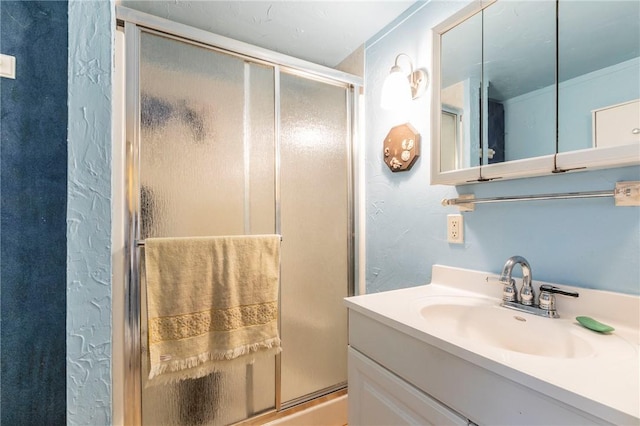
538,285,579,313
539,285,579,298
500,278,518,303
485,276,519,302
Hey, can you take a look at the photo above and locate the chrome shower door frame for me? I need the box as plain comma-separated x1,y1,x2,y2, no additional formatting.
118,7,362,426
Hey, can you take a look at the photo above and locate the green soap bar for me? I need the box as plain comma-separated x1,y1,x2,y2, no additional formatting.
576,316,615,333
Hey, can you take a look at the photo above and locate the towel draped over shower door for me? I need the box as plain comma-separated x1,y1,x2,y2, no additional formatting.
144,235,282,385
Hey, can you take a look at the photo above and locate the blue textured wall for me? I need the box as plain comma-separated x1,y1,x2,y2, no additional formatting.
0,1,68,423
364,1,640,296
66,0,114,423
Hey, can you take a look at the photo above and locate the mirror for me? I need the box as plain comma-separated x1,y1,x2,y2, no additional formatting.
558,1,640,153
432,0,640,185
482,1,556,165
439,11,482,172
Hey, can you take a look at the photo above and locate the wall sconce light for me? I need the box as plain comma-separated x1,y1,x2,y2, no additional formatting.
380,53,428,110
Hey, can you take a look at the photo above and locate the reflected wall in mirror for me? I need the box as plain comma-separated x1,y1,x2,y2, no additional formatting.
558,1,640,153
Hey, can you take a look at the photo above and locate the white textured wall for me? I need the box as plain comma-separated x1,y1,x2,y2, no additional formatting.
67,0,114,423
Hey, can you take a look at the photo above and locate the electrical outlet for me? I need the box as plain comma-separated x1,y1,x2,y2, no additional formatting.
447,214,464,244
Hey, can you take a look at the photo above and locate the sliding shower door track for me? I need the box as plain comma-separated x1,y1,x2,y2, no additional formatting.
231,387,348,426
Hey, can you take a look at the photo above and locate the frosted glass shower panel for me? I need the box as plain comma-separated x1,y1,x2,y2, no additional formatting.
139,31,246,238
279,73,350,403
247,63,276,235
137,31,276,425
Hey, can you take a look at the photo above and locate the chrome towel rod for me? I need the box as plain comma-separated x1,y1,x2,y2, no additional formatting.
135,235,283,247
442,181,640,210
443,190,612,206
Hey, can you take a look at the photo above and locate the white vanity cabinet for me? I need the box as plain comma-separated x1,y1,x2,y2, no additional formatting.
348,347,467,426
347,309,612,426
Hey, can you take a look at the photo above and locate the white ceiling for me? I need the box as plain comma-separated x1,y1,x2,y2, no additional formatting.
120,1,417,67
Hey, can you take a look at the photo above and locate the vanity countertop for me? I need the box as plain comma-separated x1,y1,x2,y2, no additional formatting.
345,265,640,425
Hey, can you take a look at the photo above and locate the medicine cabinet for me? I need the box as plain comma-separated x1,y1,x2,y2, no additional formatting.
431,0,640,185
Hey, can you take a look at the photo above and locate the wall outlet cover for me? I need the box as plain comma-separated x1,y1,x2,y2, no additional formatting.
447,214,464,244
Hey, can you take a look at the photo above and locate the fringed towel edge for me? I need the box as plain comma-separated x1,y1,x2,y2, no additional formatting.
147,337,281,386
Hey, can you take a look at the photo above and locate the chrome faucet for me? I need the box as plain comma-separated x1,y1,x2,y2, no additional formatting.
499,255,534,305
496,255,578,318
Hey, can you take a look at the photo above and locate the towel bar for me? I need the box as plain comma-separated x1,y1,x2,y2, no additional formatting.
441,181,640,211
135,235,283,247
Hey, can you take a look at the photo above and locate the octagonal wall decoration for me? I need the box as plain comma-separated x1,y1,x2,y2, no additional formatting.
383,123,420,172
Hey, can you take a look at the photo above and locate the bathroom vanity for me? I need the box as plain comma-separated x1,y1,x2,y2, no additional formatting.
345,266,640,425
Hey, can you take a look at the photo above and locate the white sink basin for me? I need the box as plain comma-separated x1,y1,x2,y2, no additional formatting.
418,295,633,360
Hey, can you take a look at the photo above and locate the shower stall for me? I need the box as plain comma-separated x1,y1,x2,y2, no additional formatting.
117,7,360,426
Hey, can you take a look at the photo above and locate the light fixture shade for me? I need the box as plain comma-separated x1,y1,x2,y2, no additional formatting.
380,68,412,110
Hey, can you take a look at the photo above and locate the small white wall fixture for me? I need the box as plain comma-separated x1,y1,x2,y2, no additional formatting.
0,53,16,79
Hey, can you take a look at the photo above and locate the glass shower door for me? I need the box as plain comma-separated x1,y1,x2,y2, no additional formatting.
137,31,276,426
127,26,353,426
279,72,350,404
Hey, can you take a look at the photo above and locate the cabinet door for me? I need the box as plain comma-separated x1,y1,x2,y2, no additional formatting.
348,348,467,426
593,100,640,148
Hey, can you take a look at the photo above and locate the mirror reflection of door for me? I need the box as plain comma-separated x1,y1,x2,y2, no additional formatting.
441,107,461,172
480,81,506,165
487,99,505,164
